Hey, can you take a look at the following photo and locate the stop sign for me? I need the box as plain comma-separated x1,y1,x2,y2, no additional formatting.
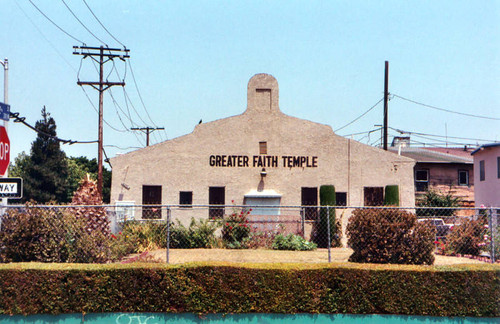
0,126,10,176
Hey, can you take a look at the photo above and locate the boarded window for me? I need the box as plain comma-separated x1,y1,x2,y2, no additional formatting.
142,185,162,219
179,191,193,207
364,187,384,206
255,88,271,110
259,141,267,154
209,186,225,218
301,187,318,220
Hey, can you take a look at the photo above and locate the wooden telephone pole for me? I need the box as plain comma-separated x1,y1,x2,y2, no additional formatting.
131,127,165,147
73,46,130,196
383,61,389,151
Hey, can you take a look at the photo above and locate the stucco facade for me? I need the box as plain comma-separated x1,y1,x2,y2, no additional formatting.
472,143,500,207
110,74,415,221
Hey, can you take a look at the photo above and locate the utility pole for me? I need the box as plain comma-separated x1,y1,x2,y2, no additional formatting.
131,127,165,147
0,58,8,208
73,46,130,196
383,61,389,151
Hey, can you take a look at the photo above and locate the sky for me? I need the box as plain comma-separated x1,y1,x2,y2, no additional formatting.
1,1,499,167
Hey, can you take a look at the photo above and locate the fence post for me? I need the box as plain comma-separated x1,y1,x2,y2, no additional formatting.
489,208,496,263
327,206,331,263
166,206,171,264
300,208,305,238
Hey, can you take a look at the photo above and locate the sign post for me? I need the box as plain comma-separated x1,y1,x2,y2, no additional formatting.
0,126,9,177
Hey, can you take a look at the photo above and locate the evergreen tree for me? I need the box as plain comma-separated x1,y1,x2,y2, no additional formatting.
18,107,70,203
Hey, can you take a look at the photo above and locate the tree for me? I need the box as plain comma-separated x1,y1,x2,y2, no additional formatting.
14,107,70,203
66,156,111,203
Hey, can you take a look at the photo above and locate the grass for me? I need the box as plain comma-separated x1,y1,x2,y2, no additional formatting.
142,248,490,265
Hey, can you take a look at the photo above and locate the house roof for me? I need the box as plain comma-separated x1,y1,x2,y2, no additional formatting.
471,142,500,155
388,147,473,164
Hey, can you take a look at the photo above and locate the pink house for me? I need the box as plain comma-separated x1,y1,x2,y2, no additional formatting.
471,143,500,207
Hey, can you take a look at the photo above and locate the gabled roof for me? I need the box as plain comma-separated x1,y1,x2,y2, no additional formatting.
471,142,500,155
388,147,473,164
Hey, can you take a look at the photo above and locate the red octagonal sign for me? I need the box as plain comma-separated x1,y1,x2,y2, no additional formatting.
0,126,10,176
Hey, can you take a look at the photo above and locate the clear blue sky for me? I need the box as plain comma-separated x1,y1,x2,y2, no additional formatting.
2,1,499,164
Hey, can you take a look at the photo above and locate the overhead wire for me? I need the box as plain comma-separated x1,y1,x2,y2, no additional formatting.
27,0,85,44
389,127,496,143
392,94,500,121
82,0,126,48
334,98,384,133
61,0,107,45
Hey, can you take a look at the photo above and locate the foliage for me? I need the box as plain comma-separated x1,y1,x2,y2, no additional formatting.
0,205,114,263
120,221,166,252
0,264,498,317
445,218,488,257
241,229,279,249
384,185,399,206
416,190,461,217
12,107,70,204
314,185,341,248
169,218,218,248
347,208,436,265
221,207,251,249
67,156,111,203
272,234,317,251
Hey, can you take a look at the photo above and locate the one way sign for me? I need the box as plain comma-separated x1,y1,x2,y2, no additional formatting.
0,178,22,198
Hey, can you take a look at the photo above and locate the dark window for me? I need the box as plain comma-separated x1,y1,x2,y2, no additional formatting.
301,187,318,220
179,191,193,207
142,185,162,219
364,187,384,206
497,157,500,179
209,186,225,218
480,160,485,181
335,192,347,206
259,141,267,154
458,170,469,186
415,169,429,192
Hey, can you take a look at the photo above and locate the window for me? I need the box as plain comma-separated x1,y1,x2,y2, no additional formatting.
458,170,469,186
415,169,429,192
259,141,267,154
142,185,162,219
364,187,384,206
335,192,347,206
480,160,485,181
301,187,318,220
179,191,193,208
497,157,500,179
209,186,225,218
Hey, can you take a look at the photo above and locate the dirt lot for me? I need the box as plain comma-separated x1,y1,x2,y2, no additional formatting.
143,248,489,265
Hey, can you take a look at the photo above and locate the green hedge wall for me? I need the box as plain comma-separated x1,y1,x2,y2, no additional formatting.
0,263,498,317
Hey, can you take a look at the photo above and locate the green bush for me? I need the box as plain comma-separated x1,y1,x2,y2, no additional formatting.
0,263,498,316
416,190,461,217
272,234,317,251
314,185,342,248
347,208,436,265
169,218,218,248
445,218,487,256
221,208,251,249
120,221,167,252
384,185,399,206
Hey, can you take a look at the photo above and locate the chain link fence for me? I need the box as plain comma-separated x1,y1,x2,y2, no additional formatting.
0,204,498,264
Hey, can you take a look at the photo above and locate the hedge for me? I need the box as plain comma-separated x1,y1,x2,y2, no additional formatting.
0,263,498,317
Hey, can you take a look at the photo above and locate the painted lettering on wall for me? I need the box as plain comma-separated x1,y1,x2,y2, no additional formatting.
209,155,318,168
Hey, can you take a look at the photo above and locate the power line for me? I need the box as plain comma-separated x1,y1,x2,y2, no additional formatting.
28,0,84,44
334,98,384,133
389,127,496,143
393,94,500,121
82,0,126,47
10,112,97,145
61,0,106,45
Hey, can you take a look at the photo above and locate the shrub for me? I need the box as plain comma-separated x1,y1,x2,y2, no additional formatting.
241,230,278,249
416,190,461,217
384,185,399,206
445,218,487,256
314,185,342,248
221,208,251,249
169,218,218,249
347,208,435,265
272,234,317,251
120,221,166,252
